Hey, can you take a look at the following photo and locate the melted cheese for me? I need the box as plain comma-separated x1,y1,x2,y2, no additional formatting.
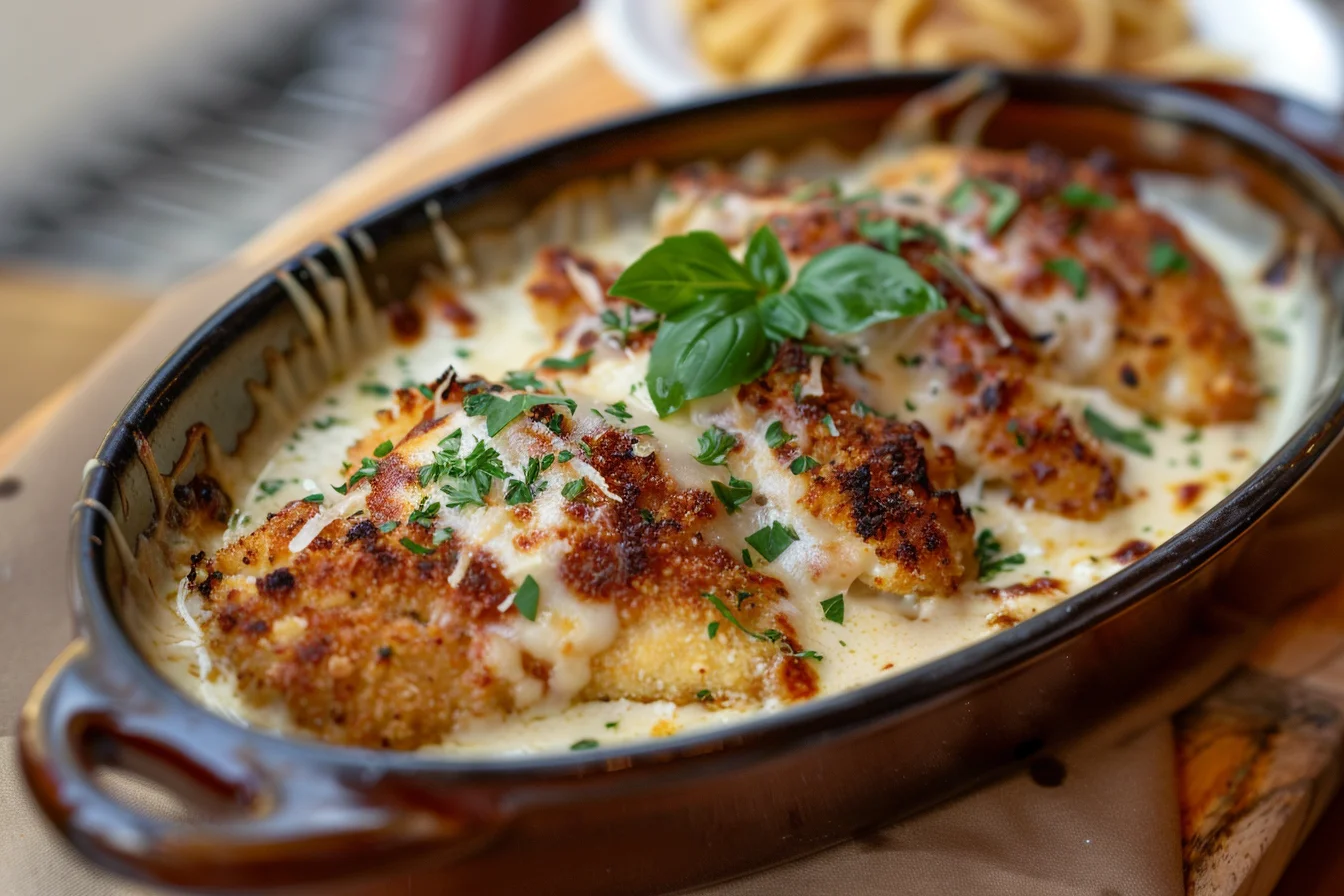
144,156,1320,756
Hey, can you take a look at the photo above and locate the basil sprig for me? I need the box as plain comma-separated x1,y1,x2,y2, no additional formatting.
610,226,945,416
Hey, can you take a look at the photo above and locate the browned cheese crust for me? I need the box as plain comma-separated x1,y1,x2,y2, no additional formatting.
191,383,816,749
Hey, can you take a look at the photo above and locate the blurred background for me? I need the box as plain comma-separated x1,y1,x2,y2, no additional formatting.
1,0,1342,431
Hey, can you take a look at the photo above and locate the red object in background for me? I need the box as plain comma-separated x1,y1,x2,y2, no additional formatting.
394,0,580,132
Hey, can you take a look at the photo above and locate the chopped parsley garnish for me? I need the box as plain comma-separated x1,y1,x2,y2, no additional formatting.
603,401,633,422
540,351,593,370
604,721,619,729
399,536,433,555
408,497,441,528
378,520,398,533
373,440,394,458
417,384,436,400
708,621,720,639
764,421,794,449
433,527,453,545
711,475,753,514
579,440,592,458
570,739,599,751
512,575,540,621
851,399,893,419
1259,326,1288,345
302,493,324,503
821,593,845,624
561,479,587,500
312,416,341,430
896,353,924,368
1044,257,1088,299
745,522,799,562
1083,406,1154,457
1141,414,1164,431
1184,428,1203,444
703,592,821,660
463,392,577,436
820,414,838,437
790,455,820,475
694,427,736,466
975,530,1026,581
258,479,286,496
904,398,917,412
1148,241,1190,277
639,508,655,523
1059,183,1117,210
945,178,1021,236
504,456,548,506
503,370,546,391
695,689,713,702
741,549,753,568
347,456,380,489
630,425,654,436
358,382,391,397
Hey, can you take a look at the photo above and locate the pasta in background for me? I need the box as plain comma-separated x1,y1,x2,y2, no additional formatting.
684,0,1245,82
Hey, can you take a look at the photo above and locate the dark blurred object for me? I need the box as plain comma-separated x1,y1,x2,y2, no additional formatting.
0,0,578,290
405,0,579,125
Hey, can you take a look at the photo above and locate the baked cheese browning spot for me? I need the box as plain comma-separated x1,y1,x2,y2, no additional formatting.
949,146,1260,424
198,509,521,749
739,343,976,594
926,310,1123,520
749,203,1127,521
565,428,819,705
524,246,637,345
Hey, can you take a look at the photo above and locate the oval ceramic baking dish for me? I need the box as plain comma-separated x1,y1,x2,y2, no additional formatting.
19,72,1344,894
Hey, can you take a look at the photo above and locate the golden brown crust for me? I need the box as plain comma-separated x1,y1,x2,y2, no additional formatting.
739,343,977,593
196,382,817,749
955,146,1259,424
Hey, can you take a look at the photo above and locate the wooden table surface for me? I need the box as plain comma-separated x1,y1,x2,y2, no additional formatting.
1,14,1342,893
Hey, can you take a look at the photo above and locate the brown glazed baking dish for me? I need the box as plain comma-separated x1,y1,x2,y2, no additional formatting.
17,72,1344,894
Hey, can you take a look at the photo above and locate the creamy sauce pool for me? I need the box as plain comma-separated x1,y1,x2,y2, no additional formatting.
158,171,1319,756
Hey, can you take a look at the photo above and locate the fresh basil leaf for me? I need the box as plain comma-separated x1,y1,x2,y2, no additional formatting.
464,392,577,436
745,522,799,562
694,427,736,466
1044,257,1088,299
1083,406,1154,457
791,244,946,334
744,225,790,292
561,479,586,500
820,593,845,624
609,230,758,315
759,291,810,341
711,475,753,514
645,293,772,417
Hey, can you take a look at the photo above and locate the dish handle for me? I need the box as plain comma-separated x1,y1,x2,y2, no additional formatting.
19,640,501,890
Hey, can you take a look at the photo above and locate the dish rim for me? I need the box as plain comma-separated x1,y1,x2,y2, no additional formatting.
71,70,1344,776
